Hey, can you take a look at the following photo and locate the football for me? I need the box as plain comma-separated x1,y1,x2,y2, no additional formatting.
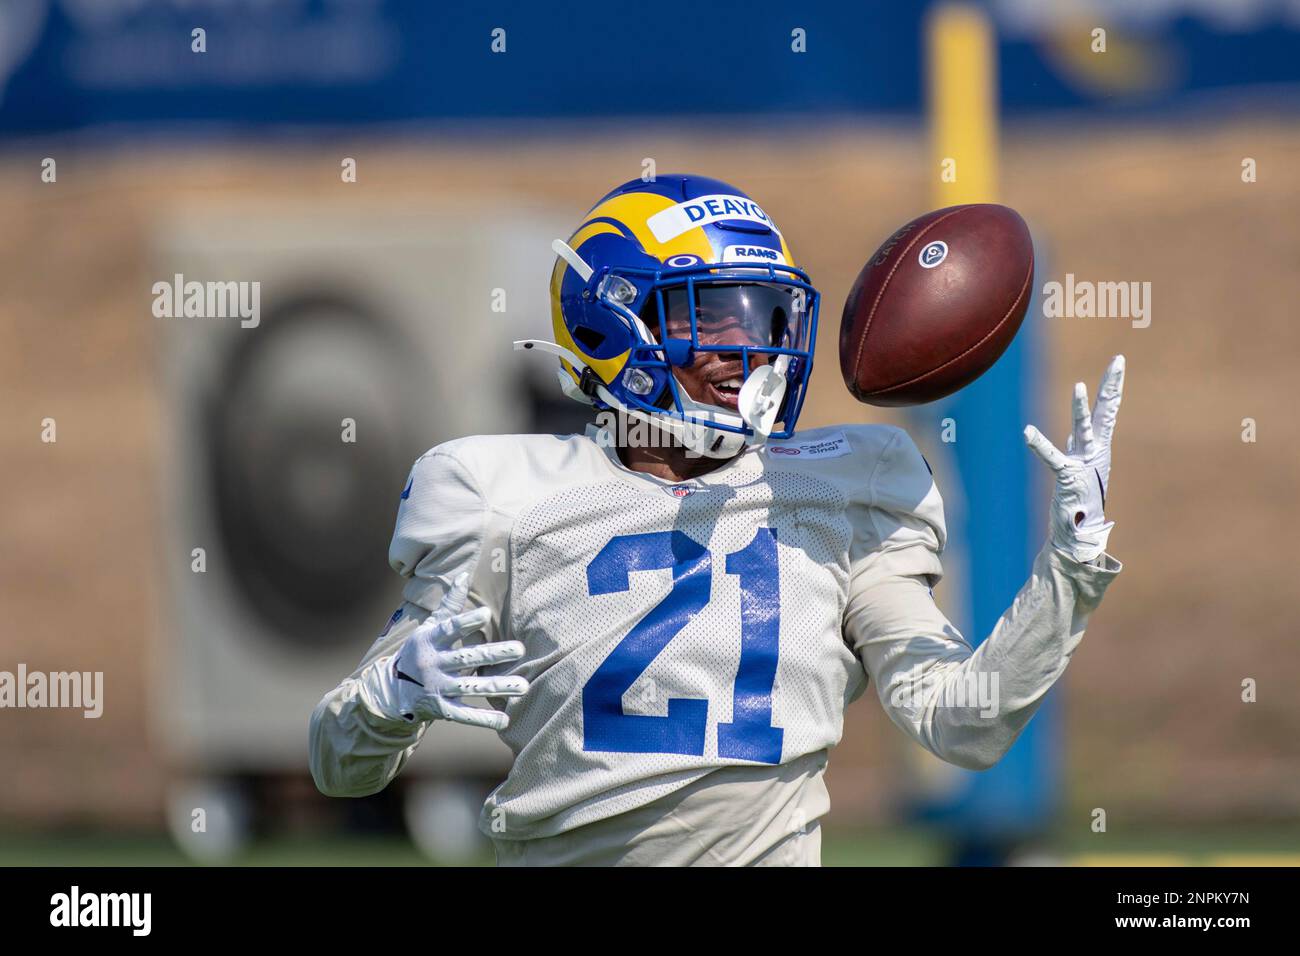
838,203,1034,406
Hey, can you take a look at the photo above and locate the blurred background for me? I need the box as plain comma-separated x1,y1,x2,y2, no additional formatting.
1,0,1297,866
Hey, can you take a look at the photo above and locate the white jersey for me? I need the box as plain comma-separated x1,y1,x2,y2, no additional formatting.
310,423,1121,863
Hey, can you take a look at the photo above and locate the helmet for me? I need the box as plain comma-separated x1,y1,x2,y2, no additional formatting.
518,174,820,458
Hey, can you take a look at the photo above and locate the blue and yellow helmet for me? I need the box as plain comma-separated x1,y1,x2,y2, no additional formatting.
531,174,820,457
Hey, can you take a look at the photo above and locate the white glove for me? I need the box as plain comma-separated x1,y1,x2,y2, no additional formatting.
1023,355,1125,563
391,573,528,729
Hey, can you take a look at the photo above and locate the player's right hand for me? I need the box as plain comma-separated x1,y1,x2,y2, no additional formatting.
392,572,527,729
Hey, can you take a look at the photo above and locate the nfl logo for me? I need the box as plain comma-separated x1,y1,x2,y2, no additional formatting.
666,484,697,499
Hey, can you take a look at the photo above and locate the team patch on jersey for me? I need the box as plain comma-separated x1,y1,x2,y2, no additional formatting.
722,244,787,265
764,431,852,460
647,195,781,242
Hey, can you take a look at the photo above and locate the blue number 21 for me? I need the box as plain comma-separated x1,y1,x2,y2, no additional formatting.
583,528,784,764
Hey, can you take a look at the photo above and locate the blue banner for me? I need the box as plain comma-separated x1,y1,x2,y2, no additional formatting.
1,1,1297,136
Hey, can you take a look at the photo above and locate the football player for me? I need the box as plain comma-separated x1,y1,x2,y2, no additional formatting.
309,175,1123,866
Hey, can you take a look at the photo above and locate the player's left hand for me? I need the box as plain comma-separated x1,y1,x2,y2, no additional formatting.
1023,354,1125,563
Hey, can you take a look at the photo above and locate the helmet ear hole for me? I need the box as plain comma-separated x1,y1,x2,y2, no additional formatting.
637,296,661,335
572,326,606,351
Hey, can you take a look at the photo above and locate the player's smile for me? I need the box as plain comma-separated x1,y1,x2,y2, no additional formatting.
702,361,746,410
683,355,771,412
707,379,742,409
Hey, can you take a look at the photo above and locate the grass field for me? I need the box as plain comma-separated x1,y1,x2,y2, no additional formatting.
3,827,1297,867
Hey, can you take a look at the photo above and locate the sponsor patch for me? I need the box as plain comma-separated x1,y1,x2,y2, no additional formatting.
765,430,852,461
647,194,781,243
722,244,787,265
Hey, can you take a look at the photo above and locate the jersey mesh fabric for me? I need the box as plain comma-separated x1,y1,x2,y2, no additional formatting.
483,467,861,840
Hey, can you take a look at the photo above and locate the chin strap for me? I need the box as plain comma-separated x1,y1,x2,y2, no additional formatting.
513,338,780,455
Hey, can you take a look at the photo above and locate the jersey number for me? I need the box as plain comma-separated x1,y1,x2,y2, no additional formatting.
583,528,783,764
